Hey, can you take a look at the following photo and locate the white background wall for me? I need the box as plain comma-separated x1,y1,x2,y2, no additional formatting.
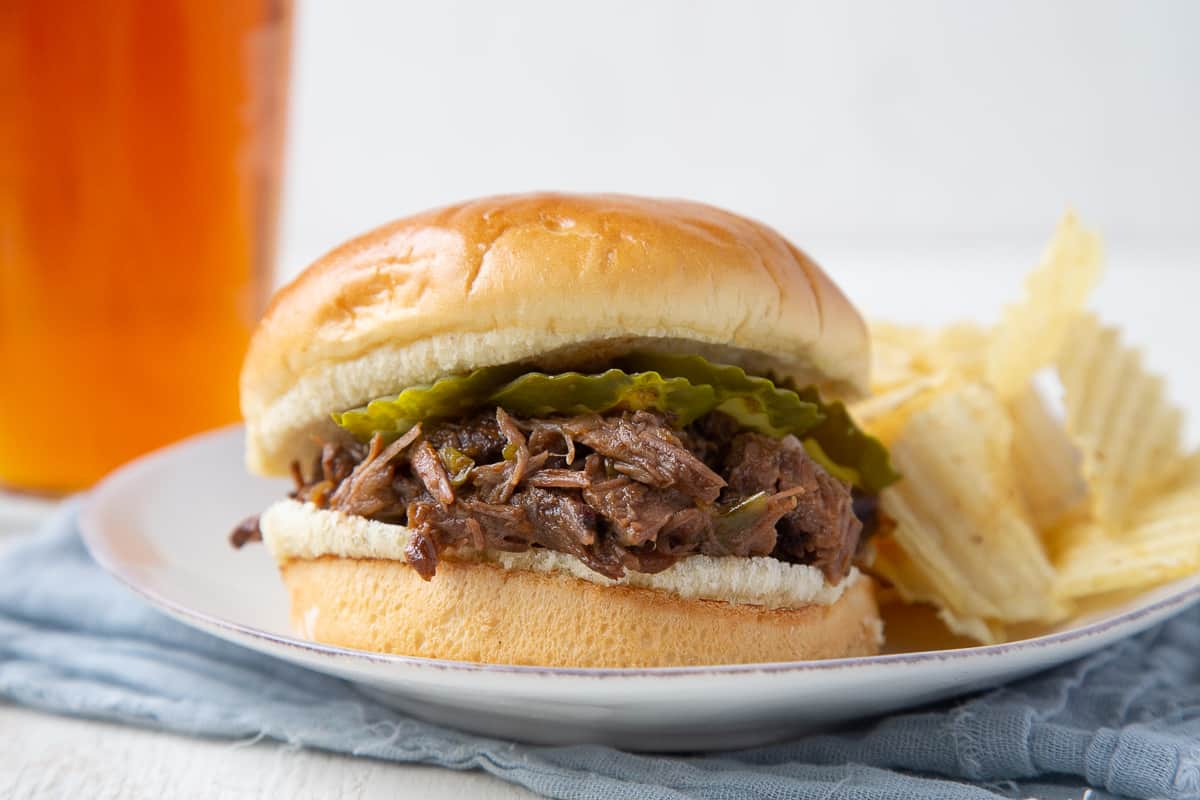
279,0,1198,280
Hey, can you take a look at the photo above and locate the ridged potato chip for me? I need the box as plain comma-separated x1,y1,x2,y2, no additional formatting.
1008,383,1086,531
1055,470,1200,599
872,535,1006,643
869,321,991,387
928,323,991,381
986,212,1102,399
869,322,936,391
1176,452,1200,486
1056,313,1185,528
849,372,948,447
859,213,1199,645
871,384,1063,643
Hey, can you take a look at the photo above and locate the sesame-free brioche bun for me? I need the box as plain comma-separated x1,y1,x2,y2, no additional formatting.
242,193,870,475
283,558,881,667
261,500,882,666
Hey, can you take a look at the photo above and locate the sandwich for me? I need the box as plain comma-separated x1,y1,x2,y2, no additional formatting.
233,193,898,667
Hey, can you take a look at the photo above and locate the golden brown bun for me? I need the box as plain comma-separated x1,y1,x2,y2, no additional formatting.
281,556,883,667
242,193,870,475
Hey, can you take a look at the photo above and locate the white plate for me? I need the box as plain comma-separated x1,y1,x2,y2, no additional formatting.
80,426,1200,751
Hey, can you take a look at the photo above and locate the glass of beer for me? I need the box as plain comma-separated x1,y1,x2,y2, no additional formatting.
1,1,292,492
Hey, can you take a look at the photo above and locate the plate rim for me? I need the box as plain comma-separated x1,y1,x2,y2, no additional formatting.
80,424,1200,680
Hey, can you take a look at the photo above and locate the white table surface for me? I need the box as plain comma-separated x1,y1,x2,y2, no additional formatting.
3,243,1197,798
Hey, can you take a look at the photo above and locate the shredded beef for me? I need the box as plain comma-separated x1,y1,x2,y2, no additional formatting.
410,439,456,506
525,468,591,489
581,455,692,547
517,486,625,578
723,431,863,580
680,411,741,465
492,408,529,503
425,412,505,462
262,407,871,583
325,427,422,518
545,412,725,502
406,497,535,579
321,441,361,486
229,515,262,548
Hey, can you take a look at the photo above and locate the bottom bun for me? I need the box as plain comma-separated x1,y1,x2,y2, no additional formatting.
281,556,883,667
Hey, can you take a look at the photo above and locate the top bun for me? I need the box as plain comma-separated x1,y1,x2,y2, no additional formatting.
242,193,869,476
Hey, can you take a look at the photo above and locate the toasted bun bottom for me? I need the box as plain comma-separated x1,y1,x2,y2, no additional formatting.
280,556,883,667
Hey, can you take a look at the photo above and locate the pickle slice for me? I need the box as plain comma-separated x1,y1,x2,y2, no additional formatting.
333,364,525,441
616,353,824,436
794,387,900,493
333,353,899,492
621,352,899,492
490,369,717,424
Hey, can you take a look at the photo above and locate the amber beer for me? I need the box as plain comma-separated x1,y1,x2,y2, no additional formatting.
0,1,291,491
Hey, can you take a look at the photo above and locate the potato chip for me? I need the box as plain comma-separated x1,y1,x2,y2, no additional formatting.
1054,472,1200,599
872,535,1008,644
859,214,1199,645
868,322,937,391
986,212,1102,399
1174,451,1200,486
873,551,1011,646
928,323,991,381
871,384,1063,643
1008,382,1086,531
1056,313,1185,528
869,321,991,387
849,372,948,447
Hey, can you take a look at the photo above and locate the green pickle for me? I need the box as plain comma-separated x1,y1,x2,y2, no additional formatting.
618,353,898,491
616,352,823,436
334,364,525,441
437,446,475,487
712,491,771,548
801,438,861,487
491,369,716,423
332,352,899,492
793,386,900,493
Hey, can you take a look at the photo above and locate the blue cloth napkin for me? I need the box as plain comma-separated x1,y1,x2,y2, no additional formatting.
3,504,1200,800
